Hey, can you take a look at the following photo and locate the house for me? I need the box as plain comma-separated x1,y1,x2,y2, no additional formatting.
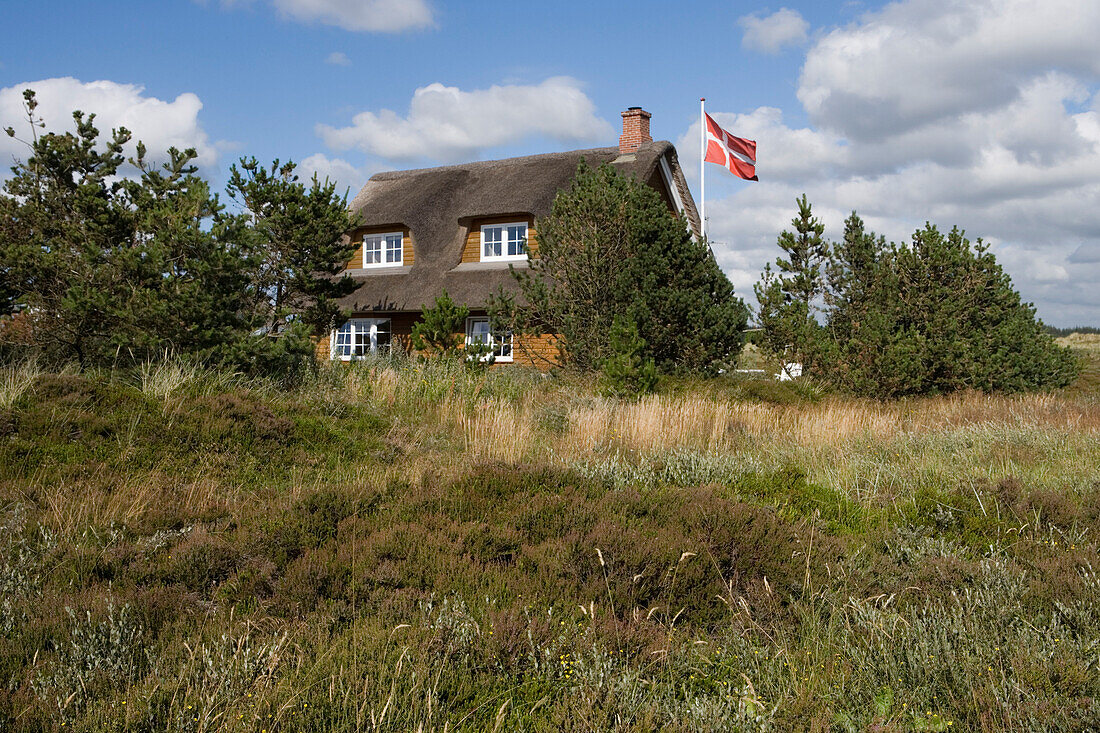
317,107,701,367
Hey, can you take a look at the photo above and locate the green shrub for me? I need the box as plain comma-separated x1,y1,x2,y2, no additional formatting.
600,314,658,399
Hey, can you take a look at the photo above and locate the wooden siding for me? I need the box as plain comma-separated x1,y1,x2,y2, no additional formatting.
512,333,558,370
461,216,537,264
314,333,330,362
345,226,414,270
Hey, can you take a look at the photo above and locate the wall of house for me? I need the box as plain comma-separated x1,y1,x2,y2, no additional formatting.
460,216,537,264
314,334,330,361
344,226,415,270
316,310,559,371
315,312,420,362
512,333,557,369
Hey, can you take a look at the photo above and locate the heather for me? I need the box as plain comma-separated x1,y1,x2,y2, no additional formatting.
0,342,1097,731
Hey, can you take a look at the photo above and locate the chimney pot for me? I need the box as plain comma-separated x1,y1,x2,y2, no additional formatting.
619,107,652,154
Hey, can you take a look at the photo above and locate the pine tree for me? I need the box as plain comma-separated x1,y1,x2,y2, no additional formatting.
0,90,360,374
601,314,658,398
411,290,469,357
753,195,827,374
500,161,747,374
817,217,1077,397
890,224,1076,394
776,194,828,308
123,143,253,361
226,158,358,340
1,91,140,364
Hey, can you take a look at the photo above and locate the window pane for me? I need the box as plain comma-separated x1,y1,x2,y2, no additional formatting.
353,329,369,356
483,227,502,258
334,324,350,356
385,234,402,263
364,236,382,264
471,320,490,344
368,320,392,352
507,225,526,256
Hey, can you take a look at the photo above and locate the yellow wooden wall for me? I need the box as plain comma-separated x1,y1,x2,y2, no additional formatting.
512,333,558,370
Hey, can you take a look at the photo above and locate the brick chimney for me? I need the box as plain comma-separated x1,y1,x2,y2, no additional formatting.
619,107,652,154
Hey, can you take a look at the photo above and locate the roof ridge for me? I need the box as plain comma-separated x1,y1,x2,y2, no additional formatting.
367,141,673,181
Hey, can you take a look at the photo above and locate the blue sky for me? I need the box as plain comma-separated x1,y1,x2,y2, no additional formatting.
3,0,1100,326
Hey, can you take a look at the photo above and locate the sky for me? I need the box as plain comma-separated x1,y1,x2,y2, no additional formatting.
2,0,1099,326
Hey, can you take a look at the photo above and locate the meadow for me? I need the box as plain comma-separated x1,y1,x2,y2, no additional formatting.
0,337,1098,731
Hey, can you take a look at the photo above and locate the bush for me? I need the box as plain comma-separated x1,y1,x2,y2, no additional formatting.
600,315,658,399
410,290,469,357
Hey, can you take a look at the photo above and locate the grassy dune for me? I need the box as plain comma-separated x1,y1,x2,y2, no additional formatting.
1,345,1098,731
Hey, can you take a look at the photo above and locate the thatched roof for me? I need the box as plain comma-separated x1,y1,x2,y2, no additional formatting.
337,141,699,313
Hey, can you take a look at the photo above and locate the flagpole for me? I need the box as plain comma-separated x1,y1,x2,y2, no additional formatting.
700,97,706,241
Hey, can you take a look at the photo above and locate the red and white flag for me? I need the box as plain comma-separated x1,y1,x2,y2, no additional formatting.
704,113,757,181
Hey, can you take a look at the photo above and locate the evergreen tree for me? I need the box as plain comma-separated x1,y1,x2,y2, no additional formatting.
0,90,360,375
411,290,469,357
601,314,658,398
776,194,828,308
500,161,747,374
890,224,1076,394
815,217,1077,397
1,92,141,364
225,158,358,341
122,143,253,361
753,195,827,373
826,212,882,343
821,213,908,393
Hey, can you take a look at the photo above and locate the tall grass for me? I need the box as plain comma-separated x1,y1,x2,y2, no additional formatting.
0,357,41,408
2,355,1099,730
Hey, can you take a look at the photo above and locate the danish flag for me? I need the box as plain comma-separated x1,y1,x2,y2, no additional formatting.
704,113,757,181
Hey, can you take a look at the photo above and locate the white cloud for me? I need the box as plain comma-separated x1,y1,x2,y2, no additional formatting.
317,77,613,163
739,8,809,54
694,0,1100,326
677,106,846,184
296,153,374,195
325,51,351,66
271,0,432,32
798,0,1100,140
0,77,217,171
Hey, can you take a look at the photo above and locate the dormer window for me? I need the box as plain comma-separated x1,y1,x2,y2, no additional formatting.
364,232,403,267
481,222,527,262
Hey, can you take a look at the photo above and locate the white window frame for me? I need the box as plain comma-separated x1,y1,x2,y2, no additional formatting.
480,222,528,263
330,318,392,360
465,317,513,363
362,232,403,268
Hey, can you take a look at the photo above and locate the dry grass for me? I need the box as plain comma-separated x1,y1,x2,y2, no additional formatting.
1057,332,1100,351
450,387,1100,512
0,358,41,409
461,397,534,462
544,390,1100,455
